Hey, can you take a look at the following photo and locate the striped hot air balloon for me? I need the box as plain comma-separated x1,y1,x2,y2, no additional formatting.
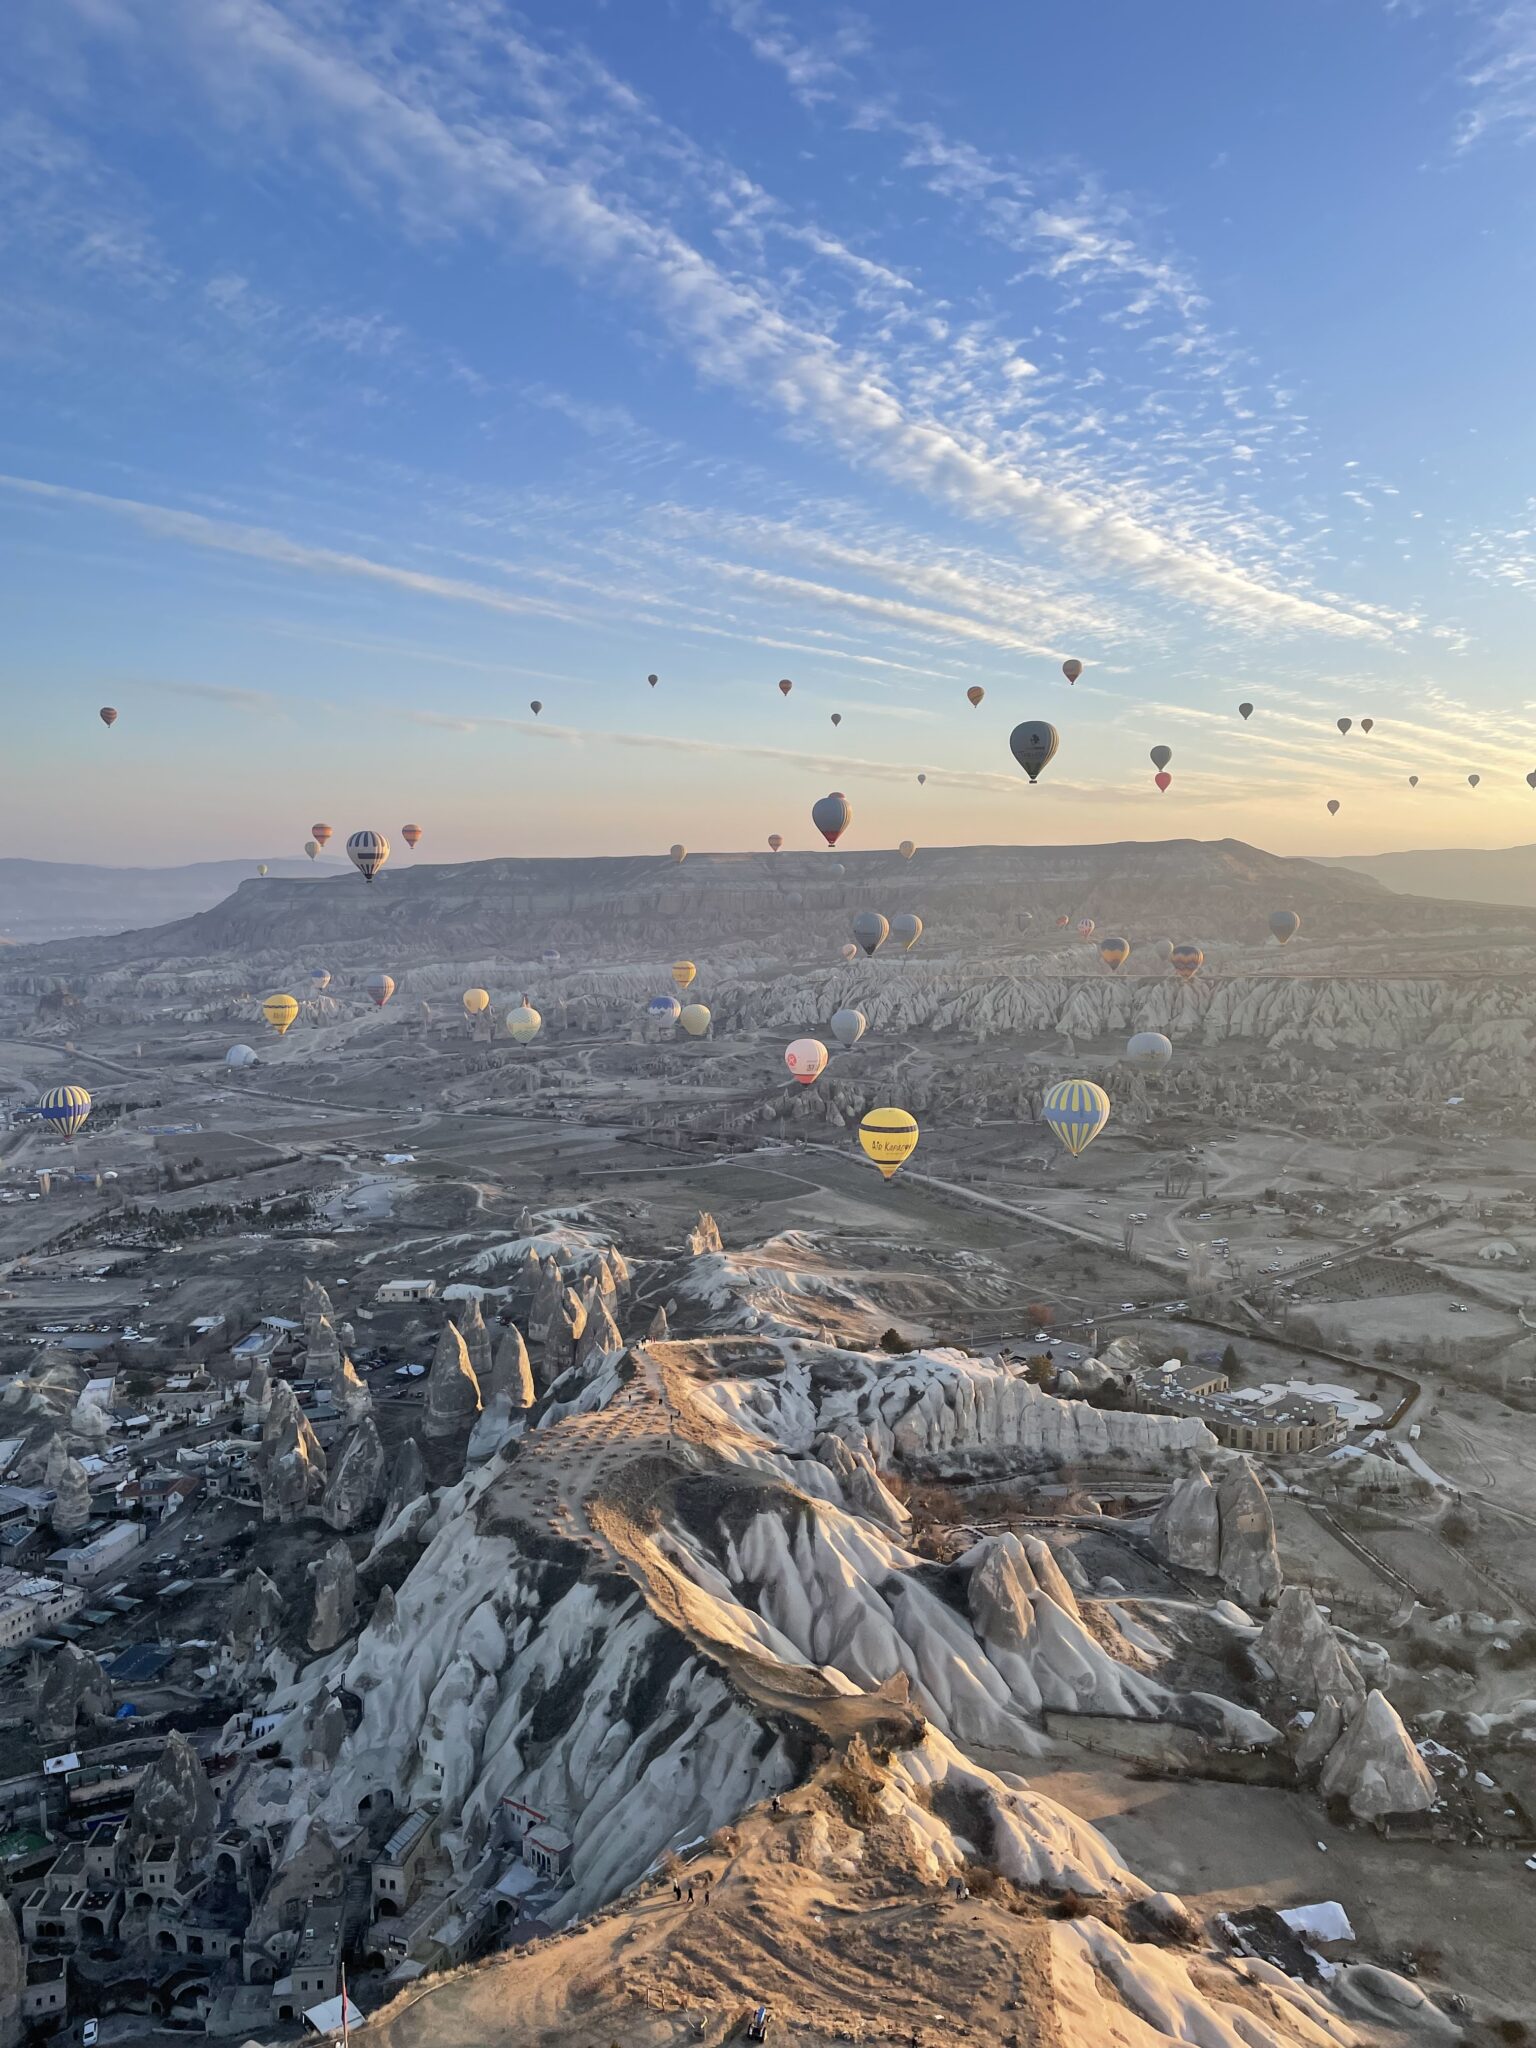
1098,936,1130,972
311,823,333,848
365,973,396,1008
858,1106,919,1179
38,1085,92,1139
1042,1079,1110,1158
347,829,390,883
261,994,300,1036
1171,943,1205,982
401,823,423,850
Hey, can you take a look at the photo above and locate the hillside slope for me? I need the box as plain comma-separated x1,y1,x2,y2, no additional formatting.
0,855,340,942
1319,842,1536,908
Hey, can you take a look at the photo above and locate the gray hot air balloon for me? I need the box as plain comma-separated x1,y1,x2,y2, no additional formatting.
1152,938,1175,965
890,913,922,952
1149,744,1173,771
852,911,889,957
1268,910,1301,945
1238,702,1254,720
530,699,543,716
1126,1031,1173,1071
1009,721,1059,784
812,791,852,845
916,772,927,785
1360,717,1374,734
1337,718,1352,736
1327,799,1341,815
831,1006,867,1047
1527,771,1536,790
1061,659,1082,683
1409,775,1420,788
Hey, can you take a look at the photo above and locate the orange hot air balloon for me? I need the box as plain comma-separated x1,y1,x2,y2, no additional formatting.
1154,771,1172,792
1056,915,1070,928
311,824,333,849
1170,944,1204,982
401,824,423,850
778,678,793,697
966,687,985,708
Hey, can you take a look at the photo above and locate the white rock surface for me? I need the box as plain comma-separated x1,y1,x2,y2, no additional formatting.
1318,1689,1436,1823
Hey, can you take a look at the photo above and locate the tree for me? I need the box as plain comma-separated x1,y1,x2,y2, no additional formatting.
1220,1343,1240,1375
1025,1303,1053,1330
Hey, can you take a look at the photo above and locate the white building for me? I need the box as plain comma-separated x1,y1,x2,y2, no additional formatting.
375,1279,438,1304
50,1521,146,1584
0,1568,85,1647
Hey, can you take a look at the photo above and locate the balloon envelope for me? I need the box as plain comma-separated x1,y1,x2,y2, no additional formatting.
530,700,542,715
365,973,396,1008
890,912,922,951
508,999,542,1043
898,840,915,860
1076,919,1095,940
852,911,889,956
768,834,783,851
785,1037,828,1084
648,993,681,1023
463,988,490,1014
1009,721,1060,783
1149,745,1172,770
1360,718,1374,734
859,1106,919,1178
98,707,117,728
670,843,687,863
830,1007,866,1046
839,942,858,961
671,960,697,990
312,823,333,846
1269,910,1301,945
38,1084,92,1138
916,773,926,785
1153,938,1174,963
256,865,268,877
309,969,331,990
1061,659,1082,683
262,993,300,1036
1327,799,1341,815
347,829,389,883
812,792,852,846
1099,936,1130,971
1171,943,1204,981
1468,773,1481,788
401,824,423,849
1042,1079,1110,1157
1126,1032,1172,1072
1154,771,1172,793
966,686,985,707
1237,702,1253,721
647,673,658,687
1408,776,1419,788
679,1003,711,1038
304,840,319,860
830,712,842,726
778,678,793,696
225,1045,258,1068
1337,718,1352,735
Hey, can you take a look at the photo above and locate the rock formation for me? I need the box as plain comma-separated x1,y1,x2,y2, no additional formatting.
804,1432,910,1535
1149,1458,1282,1608
468,1326,535,1461
303,1692,349,1770
305,1315,342,1385
121,1731,216,1865
331,1353,373,1424
451,1295,493,1385
528,1255,564,1345
246,1818,343,1946
646,1303,670,1340
1150,1468,1221,1574
46,1446,91,1537
241,1357,273,1431
1256,1587,1364,1708
224,1567,286,1669
574,1291,623,1371
36,1642,113,1744
301,1277,335,1338
422,1322,481,1482
258,1380,327,1521
307,1539,358,1654
0,1890,21,2048
322,1414,388,1531
1318,1690,1436,1823
687,1211,723,1257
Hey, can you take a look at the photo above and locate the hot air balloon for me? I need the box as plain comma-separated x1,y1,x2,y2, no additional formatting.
542,949,561,965
38,1085,92,1138
347,830,389,883
852,911,889,957
508,997,542,1043
1237,702,1253,721
647,673,659,688
365,973,396,1008
1360,718,1374,734
98,707,118,728
1468,773,1481,788
226,1045,258,1068
1408,776,1419,789
1061,660,1082,684
1150,745,1172,771
830,712,842,727
312,823,333,848
1018,911,1034,930
966,686,985,708
401,824,423,850
1327,799,1341,816
679,1003,711,1038
1099,936,1130,972
1152,938,1175,965
256,864,268,878
1009,721,1059,784
839,943,859,961
463,989,490,1016
1154,772,1172,793
672,961,697,990
262,993,300,1036
1171,943,1204,981
309,969,331,992
898,840,916,860
785,1038,828,1084
530,700,543,716
304,840,319,860
648,993,682,1025
670,844,687,864
916,773,927,786
1042,1078,1110,1158
1056,915,1071,929
1126,1031,1173,1072
768,834,783,852
859,1106,919,1179
812,792,852,846
1527,772,1536,790
778,678,793,697
1076,919,1095,941
830,1007,866,1047
890,913,922,952
1269,911,1301,945
1337,718,1352,736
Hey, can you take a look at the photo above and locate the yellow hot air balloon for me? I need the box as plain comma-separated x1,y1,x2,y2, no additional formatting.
39,1085,92,1139
1042,1078,1111,1157
507,996,542,1043
261,993,300,1036
463,988,490,1015
671,960,697,990
858,1106,919,1180
680,1003,711,1037
898,840,916,860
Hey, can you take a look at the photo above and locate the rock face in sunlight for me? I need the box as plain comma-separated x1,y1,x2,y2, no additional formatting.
1150,1458,1282,1607
1318,1689,1436,1822
258,1379,327,1521
423,1320,482,1483
1256,1586,1365,1708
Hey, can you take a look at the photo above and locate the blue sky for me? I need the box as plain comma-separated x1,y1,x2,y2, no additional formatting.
5,0,1536,865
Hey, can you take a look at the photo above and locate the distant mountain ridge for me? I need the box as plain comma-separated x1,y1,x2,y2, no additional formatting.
0,855,340,941
1317,842,1536,908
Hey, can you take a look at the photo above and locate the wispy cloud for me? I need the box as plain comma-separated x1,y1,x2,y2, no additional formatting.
1454,0,1536,147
